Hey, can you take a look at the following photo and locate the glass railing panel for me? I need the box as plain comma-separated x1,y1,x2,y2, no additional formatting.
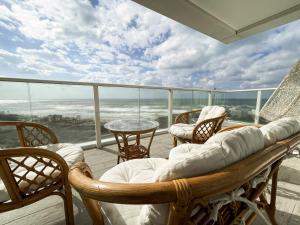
192,90,209,108
28,83,95,144
213,91,257,123
0,82,32,148
139,89,168,129
172,90,193,122
100,87,139,140
190,91,209,123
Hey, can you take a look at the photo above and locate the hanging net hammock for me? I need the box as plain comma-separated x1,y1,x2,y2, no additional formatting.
260,60,300,122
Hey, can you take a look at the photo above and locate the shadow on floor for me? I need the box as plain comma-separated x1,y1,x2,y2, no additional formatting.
276,209,300,225
276,185,300,202
51,195,92,225
100,147,118,155
278,165,300,185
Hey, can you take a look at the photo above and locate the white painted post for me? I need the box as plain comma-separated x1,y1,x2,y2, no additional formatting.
26,82,33,121
93,85,101,148
255,90,262,124
138,88,141,121
168,89,173,128
208,91,213,106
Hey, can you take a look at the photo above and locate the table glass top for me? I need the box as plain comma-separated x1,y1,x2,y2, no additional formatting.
104,119,159,132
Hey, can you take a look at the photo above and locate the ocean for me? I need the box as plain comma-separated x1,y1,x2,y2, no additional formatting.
0,97,269,148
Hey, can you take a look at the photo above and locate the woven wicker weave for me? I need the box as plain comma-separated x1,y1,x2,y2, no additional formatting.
0,121,58,147
260,60,300,122
172,110,228,146
0,148,74,225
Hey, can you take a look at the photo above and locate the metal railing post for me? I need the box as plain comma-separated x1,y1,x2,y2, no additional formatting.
255,90,262,124
208,90,213,106
168,89,173,128
93,85,101,148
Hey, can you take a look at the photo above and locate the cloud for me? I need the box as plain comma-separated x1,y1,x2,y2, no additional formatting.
0,0,299,89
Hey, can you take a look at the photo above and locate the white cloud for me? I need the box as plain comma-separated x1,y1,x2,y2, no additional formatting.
0,0,299,89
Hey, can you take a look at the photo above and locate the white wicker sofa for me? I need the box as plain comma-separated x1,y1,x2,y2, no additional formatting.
69,117,300,225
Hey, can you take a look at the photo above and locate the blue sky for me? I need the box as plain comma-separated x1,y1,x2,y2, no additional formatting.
0,0,299,89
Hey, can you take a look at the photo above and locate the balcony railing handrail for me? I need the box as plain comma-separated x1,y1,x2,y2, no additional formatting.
0,77,276,92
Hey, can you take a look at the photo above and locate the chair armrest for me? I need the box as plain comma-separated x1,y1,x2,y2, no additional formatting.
175,109,202,124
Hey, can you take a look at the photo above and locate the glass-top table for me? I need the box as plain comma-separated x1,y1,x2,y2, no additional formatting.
104,119,159,163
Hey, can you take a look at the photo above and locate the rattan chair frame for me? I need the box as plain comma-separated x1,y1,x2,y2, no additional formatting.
69,125,300,225
0,148,74,225
172,110,228,146
0,121,59,147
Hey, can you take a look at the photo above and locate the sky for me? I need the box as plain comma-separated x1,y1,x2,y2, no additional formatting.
0,0,299,90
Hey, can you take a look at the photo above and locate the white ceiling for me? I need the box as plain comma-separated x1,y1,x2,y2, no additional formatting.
132,0,300,43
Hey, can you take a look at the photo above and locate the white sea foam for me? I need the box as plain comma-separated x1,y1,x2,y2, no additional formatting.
0,100,29,104
0,99,169,121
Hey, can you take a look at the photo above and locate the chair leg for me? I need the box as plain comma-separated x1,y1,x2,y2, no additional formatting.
173,137,177,147
266,169,279,225
117,155,120,164
63,185,75,225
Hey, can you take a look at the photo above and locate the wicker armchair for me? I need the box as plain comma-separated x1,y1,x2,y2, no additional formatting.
170,107,228,146
0,121,83,225
0,147,74,224
69,124,300,225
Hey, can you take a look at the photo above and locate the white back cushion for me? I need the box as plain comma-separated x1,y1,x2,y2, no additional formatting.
169,143,207,160
154,144,225,182
155,126,264,182
260,117,300,146
197,106,225,123
205,126,264,164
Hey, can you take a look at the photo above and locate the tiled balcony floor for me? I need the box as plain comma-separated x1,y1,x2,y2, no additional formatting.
1,134,300,225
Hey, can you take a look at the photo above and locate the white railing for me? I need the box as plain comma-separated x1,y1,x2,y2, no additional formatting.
0,77,276,149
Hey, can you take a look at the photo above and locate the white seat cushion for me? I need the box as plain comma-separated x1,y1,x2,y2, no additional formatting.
168,123,194,139
38,143,84,167
205,127,264,164
197,106,225,123
99,158,168,225
0,181,9,203
0,143,83,203
260,117,300,146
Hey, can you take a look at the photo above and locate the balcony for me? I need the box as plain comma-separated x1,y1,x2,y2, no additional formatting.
0,77,299,225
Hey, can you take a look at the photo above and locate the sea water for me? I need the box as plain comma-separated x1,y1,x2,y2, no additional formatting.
0,97,269,148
